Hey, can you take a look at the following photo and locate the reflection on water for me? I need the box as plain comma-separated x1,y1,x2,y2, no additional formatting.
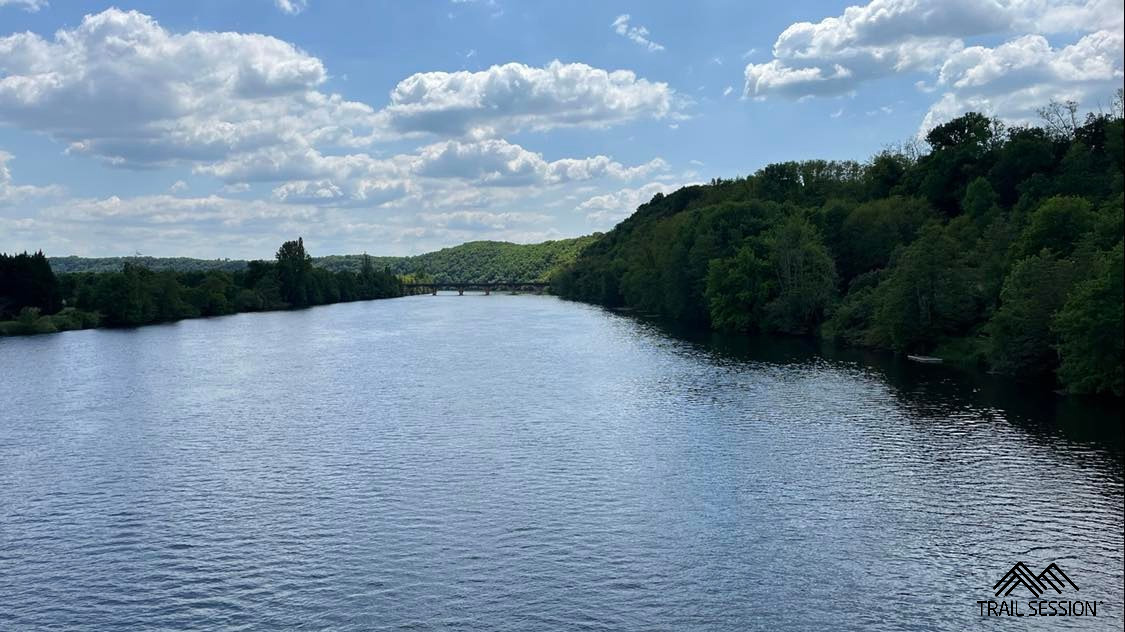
662,321,1123,454
1,295,1122,631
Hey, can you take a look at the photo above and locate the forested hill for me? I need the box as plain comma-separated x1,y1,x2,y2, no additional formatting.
48,256,248,274
317,237,599,282
554,103,1124,396
48,236,597,283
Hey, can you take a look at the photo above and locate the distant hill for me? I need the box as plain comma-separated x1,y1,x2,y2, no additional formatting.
48,256,249,274
48,236,599,283
317,237,600,282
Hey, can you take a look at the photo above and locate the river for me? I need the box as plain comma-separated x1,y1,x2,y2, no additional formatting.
1,294,1121,630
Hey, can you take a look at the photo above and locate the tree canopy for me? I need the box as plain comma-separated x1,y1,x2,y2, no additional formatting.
556,98,1124,396
2,238,402,335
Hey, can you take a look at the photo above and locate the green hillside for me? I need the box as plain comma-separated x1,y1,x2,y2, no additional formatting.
316,237,598,282
555,107,1124,396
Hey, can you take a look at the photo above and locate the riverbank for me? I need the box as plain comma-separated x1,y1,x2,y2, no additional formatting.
1,240,403,337
600,305,1125,415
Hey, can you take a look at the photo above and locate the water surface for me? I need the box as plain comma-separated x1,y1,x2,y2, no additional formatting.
2,295,1122,630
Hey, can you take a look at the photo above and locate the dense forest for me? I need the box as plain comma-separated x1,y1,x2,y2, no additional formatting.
48,255,249,275
318,237,598,282
1,239,401,335
48,237,596,283
555,100,1124,396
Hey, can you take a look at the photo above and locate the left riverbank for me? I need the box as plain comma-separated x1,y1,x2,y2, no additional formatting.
1,238,404,337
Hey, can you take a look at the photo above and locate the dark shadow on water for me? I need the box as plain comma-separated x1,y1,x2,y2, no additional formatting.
611,309,1123,461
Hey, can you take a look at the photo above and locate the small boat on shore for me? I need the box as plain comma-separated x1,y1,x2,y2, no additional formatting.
907,355,943,364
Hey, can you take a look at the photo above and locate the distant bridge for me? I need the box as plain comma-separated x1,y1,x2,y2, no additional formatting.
403,281,551,296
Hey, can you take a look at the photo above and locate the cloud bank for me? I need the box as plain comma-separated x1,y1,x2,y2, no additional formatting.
744,0,1123,128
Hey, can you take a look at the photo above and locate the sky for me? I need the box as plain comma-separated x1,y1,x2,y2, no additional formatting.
1,0,1122,258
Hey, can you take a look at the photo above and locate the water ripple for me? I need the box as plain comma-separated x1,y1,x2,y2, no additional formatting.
1,296,1121,631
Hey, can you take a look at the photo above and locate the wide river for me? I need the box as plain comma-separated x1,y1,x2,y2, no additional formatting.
1,294,1122,630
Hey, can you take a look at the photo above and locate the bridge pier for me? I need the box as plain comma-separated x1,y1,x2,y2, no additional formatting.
431,288,437,296
458,288,464,296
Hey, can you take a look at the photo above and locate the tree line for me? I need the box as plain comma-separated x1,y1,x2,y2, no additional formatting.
49,236,598,283
555,97,1124,396
1,238,402,335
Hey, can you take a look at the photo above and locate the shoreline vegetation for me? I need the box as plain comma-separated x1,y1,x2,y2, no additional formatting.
4,102,1122,398
554,102,1123,397
0,237,596,336
0,238,403,335
46,237,599,281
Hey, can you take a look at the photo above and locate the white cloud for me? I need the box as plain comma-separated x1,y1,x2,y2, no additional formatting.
0,150,62,206
743,0,1122,100
612,14,665,52
275,0,308,15
0,9,679,256
410,139,667,186
722,85,734,97
242,138,666,207
378,60,677,137
418,210,551,232
0,0,46,11
921,30,1124,130
0,10,674,194
743,0,1124,133
271,178,409,206
577,181,684,226
39,194,318,225
0,9,376,169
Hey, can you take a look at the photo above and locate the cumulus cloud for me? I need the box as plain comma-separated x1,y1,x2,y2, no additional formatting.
612,14,665,52
921,29,1124,130
743,0,1124,133
0,8,376,169
744,0,1122,100
577,181,684,226
410,139,667,186
0,10,674,181
378,61,677,137
195,135,666,210
0,150,62,205
271,178,409,206
0,9,679,255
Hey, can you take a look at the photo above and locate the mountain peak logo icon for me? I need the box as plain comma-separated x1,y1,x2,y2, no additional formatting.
1037,563,1079,594
994,562,1079,597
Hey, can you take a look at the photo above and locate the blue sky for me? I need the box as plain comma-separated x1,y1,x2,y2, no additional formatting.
1,0,1122,257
